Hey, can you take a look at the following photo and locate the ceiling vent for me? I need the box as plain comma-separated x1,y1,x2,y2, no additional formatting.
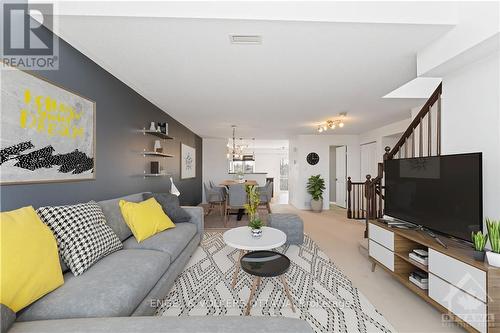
229,34,262,44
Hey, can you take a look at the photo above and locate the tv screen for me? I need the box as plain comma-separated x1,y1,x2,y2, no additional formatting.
384,153,482,241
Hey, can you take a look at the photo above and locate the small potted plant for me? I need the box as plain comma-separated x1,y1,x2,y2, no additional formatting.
244,185,263,237
486,218,500,267
307,175,325,212
248,218,264,238
471,231,488,261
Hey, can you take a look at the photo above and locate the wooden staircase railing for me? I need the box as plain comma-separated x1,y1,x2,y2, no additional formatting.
346,83,442,238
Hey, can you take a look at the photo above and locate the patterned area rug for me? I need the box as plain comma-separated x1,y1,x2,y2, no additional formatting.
156,232,396,333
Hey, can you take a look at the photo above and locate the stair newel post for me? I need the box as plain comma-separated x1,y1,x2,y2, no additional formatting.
383,146,391,161
347,176,352,219
364,175,372,238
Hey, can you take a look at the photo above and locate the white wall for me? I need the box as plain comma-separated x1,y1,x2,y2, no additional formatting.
359,118,411,163
289,134,360,210
441,52,500,226
202,138,230,202
417,2,500,76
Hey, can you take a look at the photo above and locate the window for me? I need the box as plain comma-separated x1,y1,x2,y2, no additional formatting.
279,158,289,191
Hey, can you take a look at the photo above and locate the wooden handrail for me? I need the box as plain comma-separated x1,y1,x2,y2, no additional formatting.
385,83,442,160
347,83,442,231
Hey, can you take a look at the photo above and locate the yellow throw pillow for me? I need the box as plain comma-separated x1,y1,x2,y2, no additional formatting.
119,198,175,242
0,206,64,312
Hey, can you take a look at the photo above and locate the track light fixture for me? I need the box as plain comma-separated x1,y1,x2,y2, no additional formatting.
317,112,347,133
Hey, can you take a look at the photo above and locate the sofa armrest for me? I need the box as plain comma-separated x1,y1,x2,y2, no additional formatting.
181,206,204,234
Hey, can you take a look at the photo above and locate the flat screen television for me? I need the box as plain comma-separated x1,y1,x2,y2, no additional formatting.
384,153,482,242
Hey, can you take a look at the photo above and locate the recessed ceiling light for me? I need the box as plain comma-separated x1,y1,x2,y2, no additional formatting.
229,34,262,45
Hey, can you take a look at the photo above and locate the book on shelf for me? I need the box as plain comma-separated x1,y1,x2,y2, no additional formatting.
409,252,429,266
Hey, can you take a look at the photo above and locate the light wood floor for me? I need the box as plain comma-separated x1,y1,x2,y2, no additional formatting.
268,204,465,333
202,202,465,332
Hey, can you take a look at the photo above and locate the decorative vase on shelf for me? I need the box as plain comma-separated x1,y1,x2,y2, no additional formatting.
154,140,162,153
149,122,156,131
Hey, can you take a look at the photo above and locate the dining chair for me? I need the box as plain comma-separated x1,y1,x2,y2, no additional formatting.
224,184,248,227
258,181,273,213
204,183,225,217
209,180,226,200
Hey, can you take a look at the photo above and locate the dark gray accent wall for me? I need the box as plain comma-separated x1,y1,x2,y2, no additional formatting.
1,26,202,211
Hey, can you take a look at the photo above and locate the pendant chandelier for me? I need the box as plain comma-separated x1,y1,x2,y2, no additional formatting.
226,126,255,161
227,125,244,161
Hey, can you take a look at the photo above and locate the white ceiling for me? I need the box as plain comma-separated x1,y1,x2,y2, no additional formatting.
49,4,453,139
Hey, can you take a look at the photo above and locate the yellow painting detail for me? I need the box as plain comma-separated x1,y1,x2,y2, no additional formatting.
19,89,85,139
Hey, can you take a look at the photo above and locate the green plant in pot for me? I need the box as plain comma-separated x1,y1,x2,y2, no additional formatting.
471,231,488,261
486,218,500,267
244,185,263,237
307,175,325,212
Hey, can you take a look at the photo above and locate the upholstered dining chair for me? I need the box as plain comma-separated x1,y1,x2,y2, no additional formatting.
209,180,226,199
224,184,248,227
258,181,273,213
204,183,225,217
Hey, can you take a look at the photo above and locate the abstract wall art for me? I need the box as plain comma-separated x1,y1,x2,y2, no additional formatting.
0,66,96,184
180,143,195,179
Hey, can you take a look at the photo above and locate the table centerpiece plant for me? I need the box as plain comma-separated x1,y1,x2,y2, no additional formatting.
486,218,500,267
471,231,488,261
245,185,263,237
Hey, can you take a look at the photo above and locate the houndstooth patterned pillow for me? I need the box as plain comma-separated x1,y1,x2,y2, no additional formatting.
36,201,123,276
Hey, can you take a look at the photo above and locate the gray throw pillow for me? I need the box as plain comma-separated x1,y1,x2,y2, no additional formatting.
143,193,191,223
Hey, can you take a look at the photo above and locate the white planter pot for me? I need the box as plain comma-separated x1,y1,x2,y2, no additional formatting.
486,251,500,267
310,199,323,212
251,228,262,238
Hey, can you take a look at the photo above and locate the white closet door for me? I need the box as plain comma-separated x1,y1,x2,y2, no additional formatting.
335,146,347,208
360,142,378,179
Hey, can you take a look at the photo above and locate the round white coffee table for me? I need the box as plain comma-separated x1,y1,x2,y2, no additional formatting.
223,226,287,288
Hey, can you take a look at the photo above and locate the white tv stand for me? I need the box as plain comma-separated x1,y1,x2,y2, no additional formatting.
368,220,500,333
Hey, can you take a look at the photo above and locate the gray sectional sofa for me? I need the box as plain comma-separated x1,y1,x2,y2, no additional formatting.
3,193,312,333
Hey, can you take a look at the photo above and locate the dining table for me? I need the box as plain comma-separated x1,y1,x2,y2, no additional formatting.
219,179,258,186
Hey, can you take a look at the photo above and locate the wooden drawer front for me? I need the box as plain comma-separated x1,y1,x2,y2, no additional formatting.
369,240,394,271
429,274,487,333
368,223,394,251
428,248,486,303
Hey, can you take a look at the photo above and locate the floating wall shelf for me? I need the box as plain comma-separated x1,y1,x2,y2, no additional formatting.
140,126,173,178
142,151,174,158
143,172,169,178
141,129,174,140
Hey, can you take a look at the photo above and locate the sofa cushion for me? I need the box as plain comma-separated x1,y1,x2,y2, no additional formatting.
17,249,171,322
0,206,64,312
123,223,196,260
1,304,15,333
119,198,175,242
36,201,123,276
98,193,145,241
143,193,191,223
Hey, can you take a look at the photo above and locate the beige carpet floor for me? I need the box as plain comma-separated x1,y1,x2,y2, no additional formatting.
200,202,464,333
